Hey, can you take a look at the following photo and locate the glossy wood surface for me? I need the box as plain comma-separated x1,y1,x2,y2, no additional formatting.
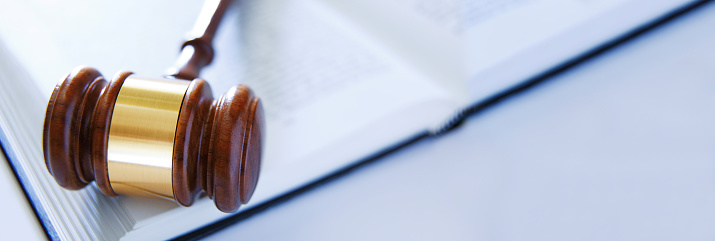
173,78,264,212
167,0,232,80
42,0,264,213
43,67,264,212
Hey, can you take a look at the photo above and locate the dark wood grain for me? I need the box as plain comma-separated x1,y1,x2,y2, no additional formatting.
43,66,98,190
43,66,129,196
174,79,264,212
42,0,263,213
167,0,234,80
204,84,263,212
44,67,264,212
173,79,213,207
92,71,132,196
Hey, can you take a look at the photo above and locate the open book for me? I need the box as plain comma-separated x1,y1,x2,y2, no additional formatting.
0,0,699,239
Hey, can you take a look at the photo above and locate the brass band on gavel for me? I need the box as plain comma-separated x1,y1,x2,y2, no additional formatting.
43,67,264,213
107,77,190,200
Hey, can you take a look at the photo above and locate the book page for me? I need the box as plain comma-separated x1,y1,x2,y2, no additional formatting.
203,0,457,172
321,0,696,104
460,0,695,103
322,0,468,102
124,0,460,238
0,0,698,239
0,1,202,240
138,0,698,238
0,0,459,239
325,0,564,104
0,40,135,240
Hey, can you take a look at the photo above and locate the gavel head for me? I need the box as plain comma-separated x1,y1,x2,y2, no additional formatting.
42,66,264,213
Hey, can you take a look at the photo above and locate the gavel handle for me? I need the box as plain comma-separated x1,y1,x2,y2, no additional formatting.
167,0,233,80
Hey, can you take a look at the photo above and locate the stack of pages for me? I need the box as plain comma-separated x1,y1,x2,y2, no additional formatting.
0,0,699,239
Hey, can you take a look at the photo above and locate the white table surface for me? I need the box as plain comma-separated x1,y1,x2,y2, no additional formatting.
205,2,715,241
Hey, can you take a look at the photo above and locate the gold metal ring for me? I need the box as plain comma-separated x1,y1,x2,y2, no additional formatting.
107,76,189,200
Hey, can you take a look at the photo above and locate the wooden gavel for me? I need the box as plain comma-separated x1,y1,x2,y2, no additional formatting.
42,0,263,213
